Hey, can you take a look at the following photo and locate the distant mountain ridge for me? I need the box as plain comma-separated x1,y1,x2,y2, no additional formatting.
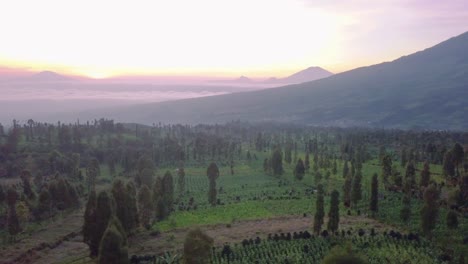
269,66,333,84
89,31,468,130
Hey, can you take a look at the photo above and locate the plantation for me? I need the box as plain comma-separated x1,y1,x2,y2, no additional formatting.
0,121,467,263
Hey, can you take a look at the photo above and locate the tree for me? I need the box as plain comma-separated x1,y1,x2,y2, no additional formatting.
90,191,115,257
343,174,352,207
7,188,20,241
327,190,340,232
37,187,52,219
443,150,456,179
177,167,185,196
446,210,458,229
351,170,362,208
313,184,325,234
369,173,378,216
271,148,283,176
342,161,349,178
98,217,129,264
139,168,154,189
294,158,305,181
420,162,431,188
405,162,416,191
162,171,174,211
332,159,337,175
305,152,310,172
86,158,100,192
183,228,214,264
400,148,408,167
207,163,220,206
284,143,292,165
452,143,465,177
138,185,152,229
83,189,97,255
421,183,439,238
400,193,412,224
381,155,392,187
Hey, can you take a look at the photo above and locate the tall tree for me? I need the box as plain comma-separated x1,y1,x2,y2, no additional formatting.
421,183,439,238
343,174,352,208
405,162,416,191
369,173,378,216
83,189,97,256
294,158,305,181
342,161,349,179
452,143,465,178
271,148,284,176
313,184,325,234
7,188,20,242
91,191,115,257
420,162,431,188
138,185,152,229
327,190,340,232
98,217,129,264
177,167,185,196
351,170,362,208
86,158,100,192
207,163,220,206
305,152,310,172
183,228,214,264
381,155,392,187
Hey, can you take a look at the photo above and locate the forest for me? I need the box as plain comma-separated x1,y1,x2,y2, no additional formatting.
0,119,467,263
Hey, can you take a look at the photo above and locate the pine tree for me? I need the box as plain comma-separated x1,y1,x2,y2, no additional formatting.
381,155,392,187
294,158,305,181
405,162,416,191
271,148,283,176
343,174,352,207
351,170,362,208
183,228,214,264
420,162,431,188
305,152,310,172
126,181,139,231
177,167,185,196
7,188,20,241
83,189,97,256
327,190,340,232
86,158,100,192
342,161,349,178
162,171,174,211
92,191,115,257
138,185,152,229
98,217,129,264
370,173,378,216
421,184,439,238
284,143,292,165
313,184,325,234
207,163,220,206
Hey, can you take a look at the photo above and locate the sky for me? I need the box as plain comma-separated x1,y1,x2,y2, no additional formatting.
0,0,467,79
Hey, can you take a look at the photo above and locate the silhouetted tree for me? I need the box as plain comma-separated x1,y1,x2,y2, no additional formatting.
271,148,283,176
420,162,431,188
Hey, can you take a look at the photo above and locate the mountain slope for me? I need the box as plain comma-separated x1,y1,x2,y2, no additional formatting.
87,32,468,129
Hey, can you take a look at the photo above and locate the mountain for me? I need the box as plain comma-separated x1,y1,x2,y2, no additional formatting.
271,66,333,84
80,31,468,129
26,71,74,82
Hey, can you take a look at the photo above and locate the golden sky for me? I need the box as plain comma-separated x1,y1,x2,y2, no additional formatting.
0,0,467,78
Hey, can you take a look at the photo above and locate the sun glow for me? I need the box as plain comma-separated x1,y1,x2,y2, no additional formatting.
0,0,346,77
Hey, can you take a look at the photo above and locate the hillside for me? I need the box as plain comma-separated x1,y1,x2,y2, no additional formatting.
85,32,468,129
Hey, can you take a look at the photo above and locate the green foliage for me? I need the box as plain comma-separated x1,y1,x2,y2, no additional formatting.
420,162,431,188
446,210,458,229
183,228,214,264
177,167,186,196
351,170,362,207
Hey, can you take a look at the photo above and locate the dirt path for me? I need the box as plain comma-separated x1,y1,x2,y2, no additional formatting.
129,214,390,256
